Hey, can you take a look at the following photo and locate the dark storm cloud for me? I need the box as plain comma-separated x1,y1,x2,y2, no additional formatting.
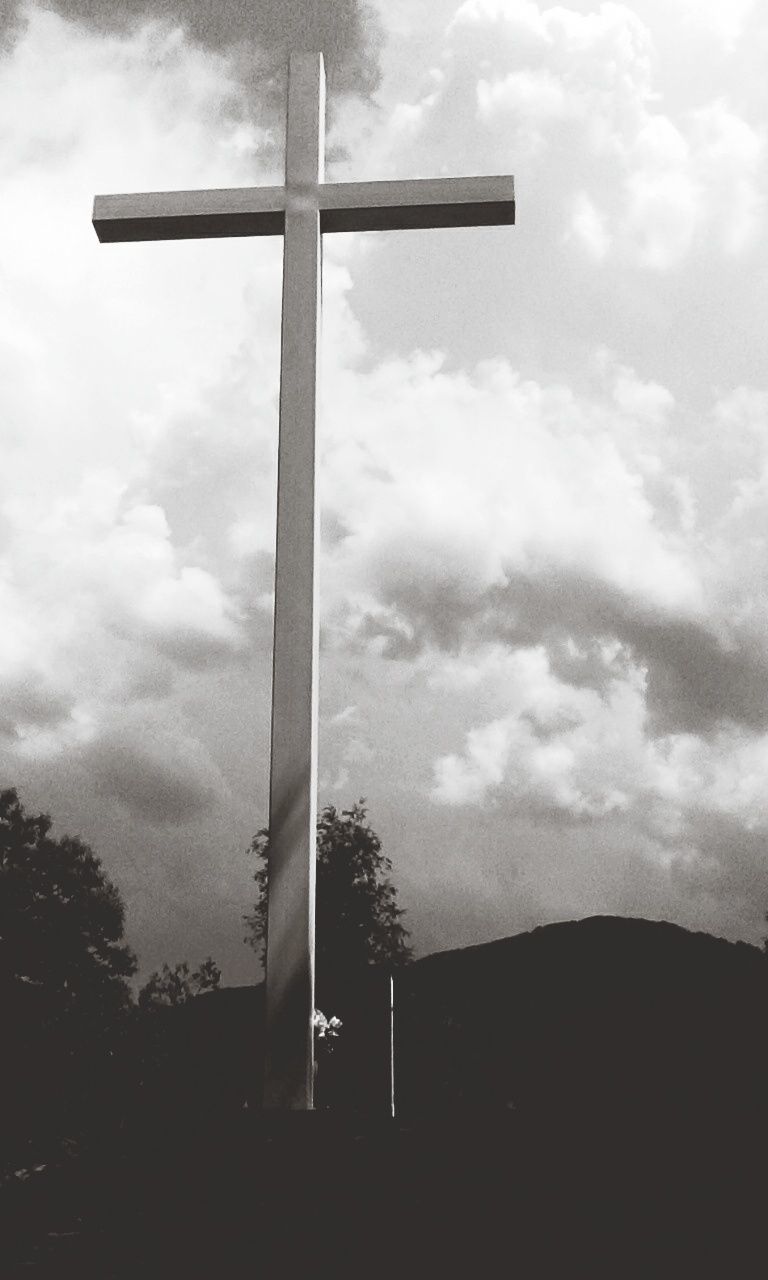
359,563,768,736
488,569,768,735
86,727,226,825
150,625,246,672
671,811,768,942
627,617,768,735
703,817,768,914
0,677,73,735
2,0,382,99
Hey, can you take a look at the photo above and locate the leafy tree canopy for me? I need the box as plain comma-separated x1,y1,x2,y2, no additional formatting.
245,800,412,986
138,958,221,1011
0,787,136,1028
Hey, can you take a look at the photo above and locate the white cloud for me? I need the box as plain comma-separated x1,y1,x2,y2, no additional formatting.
434,715,514,805
687,100,763,255
432,642,647,815
664,0,756,50
478,68,576,157
421,0,767,269
322,351,703,659
329,704,358,726
0,10,275,771
431,640,768,871
570,191,610,260
0,476,244,754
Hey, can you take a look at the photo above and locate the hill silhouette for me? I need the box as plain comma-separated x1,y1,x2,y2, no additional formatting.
396,915,768,1125
123,914,768,1130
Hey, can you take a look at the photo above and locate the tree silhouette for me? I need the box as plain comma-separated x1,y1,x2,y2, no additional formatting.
0,787,136,1027
244,800,412,991
138,957,221,1010
0,787,137,1158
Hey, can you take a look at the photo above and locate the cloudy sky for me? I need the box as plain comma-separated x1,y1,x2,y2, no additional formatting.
2,0,768,983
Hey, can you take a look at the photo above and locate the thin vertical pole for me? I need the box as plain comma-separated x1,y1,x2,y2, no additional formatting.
263,53,325,1110
389,974,395,1119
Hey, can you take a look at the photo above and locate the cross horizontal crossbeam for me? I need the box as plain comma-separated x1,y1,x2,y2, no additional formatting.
93,174,515,242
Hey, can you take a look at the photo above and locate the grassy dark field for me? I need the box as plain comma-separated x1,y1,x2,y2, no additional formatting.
3,1108,765,1277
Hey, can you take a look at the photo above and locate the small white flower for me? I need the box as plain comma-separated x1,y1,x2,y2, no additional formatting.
313,1008,342,1040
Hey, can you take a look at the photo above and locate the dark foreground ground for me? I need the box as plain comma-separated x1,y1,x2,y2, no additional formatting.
2,1106,765,1279
5,919,768,1276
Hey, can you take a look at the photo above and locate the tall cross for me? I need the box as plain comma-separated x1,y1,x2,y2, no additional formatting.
93,52,515,1110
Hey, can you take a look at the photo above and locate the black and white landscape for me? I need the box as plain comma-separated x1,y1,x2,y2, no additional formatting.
2,0,768,1270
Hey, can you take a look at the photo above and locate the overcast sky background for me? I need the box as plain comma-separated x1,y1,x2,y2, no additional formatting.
2,0,768,983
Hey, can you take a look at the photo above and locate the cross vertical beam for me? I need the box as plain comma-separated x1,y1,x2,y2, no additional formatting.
92,49,514,1114
262,53,324,1110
